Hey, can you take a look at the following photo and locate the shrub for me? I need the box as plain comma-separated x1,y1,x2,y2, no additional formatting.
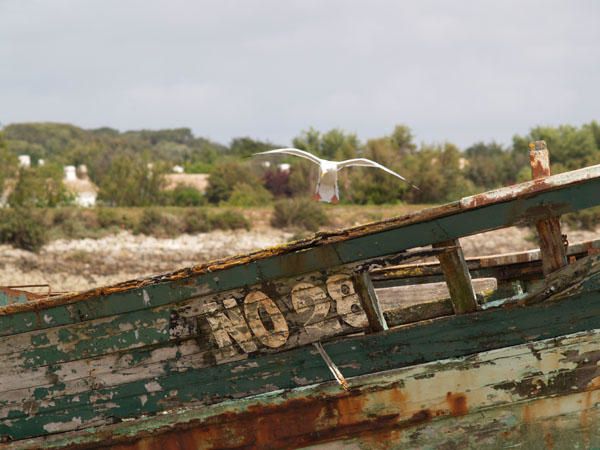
96,208,135,230
183,209,211,233
165,185,206,207
264,170,292,197
98,154,166,206
135,208,183,237
205,161,261,204
0,208,48,252
563,207,600,231
271,199,329,231
51,208,85,238
226,183,273,207
210,210,250,231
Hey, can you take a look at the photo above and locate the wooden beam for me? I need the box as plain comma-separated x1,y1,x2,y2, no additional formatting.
529,140,567,275
433,240,478,313
353,271,388,332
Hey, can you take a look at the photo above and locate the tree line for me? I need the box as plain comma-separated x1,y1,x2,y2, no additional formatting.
1,121,600,207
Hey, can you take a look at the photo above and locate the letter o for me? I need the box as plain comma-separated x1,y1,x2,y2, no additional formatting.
244,291,289,348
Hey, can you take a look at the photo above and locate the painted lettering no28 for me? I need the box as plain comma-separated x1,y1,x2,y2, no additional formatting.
205,275,366,353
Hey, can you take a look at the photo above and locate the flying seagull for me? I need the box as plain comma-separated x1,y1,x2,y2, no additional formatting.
255,148,419,203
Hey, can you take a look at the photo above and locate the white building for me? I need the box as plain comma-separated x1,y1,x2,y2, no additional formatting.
18,155,31,168
63,165,98,207
278,163,291,173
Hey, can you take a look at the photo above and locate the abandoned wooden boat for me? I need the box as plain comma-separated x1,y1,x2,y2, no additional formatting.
2,141,600,449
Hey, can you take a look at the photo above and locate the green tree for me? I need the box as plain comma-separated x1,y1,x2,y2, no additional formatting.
205,160,261,204
512,123,600,172
464,142,513,190
346,125,417,204
0,132,18,195
585,120,600,150
9,163,70,207
407,143,475,203
292,128,361,160
390,125,417,156
97,154,166,206
228,137,276,158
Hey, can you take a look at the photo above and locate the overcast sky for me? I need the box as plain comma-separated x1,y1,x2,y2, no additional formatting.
1,0,599,147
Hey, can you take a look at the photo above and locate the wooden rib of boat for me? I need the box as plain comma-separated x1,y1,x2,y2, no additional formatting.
2,141,600,449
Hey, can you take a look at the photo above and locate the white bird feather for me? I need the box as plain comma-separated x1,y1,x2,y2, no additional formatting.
255,148,418,203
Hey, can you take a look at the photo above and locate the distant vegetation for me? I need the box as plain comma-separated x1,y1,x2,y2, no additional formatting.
2,121,600,207
0,121,599,250
0,207,251,252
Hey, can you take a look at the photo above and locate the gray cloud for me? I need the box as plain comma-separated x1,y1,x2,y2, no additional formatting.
1,0,599,147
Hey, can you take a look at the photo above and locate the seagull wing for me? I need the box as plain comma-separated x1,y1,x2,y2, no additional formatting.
254,148,322,166
337,158,420,190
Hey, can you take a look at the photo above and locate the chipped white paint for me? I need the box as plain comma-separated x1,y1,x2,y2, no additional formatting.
206,299,258,355
42,416,82,433
326,274,369,328
292,282,343,336
144,380,162,393
142,290,151,306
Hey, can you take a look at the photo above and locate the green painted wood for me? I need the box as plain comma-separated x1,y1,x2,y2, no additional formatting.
8,309,171,368
1,174,599,338
11,329,600,450
3,282,600,441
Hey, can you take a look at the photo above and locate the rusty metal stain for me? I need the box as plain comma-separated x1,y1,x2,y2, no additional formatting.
446,392,468,416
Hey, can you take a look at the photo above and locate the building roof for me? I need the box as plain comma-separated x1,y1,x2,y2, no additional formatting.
63,177,98,194
164,173,210,192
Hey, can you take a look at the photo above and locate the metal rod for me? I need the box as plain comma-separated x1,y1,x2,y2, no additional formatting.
313,342,349,391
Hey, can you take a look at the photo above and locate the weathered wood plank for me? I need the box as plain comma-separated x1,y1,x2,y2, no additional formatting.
0,247,452,392
0,275,498,406
1,165,600,339
377,278,497,326
9,328,600,449
0,260,496,417
433,239,477,313
353,272,387,332
0,279,498,412
529,140,567,275
3,265,600,441
376,278,497,309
